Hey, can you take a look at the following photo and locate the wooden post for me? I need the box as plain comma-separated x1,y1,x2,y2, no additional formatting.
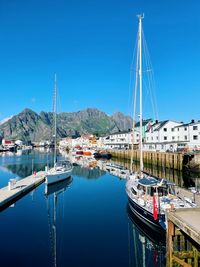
167,220,174,267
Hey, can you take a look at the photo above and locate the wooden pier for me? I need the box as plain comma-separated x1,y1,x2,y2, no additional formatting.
0,171,46,210
109,149,200,173
109,149,184,171
167,208,200,266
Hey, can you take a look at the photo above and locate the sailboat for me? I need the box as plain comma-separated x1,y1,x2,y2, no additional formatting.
126,14,196,231
45,74,73,185
45,177,73,267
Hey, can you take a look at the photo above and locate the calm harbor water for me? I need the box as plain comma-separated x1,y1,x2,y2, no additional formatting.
0,149,166,267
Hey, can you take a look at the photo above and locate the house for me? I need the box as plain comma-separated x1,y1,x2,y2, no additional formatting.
97,119,153,149
144,119,200,152
2,139,15,149
99,130,132,148
134,119,154,140
144,120,183,152
188,121,200,150
99,129,139,149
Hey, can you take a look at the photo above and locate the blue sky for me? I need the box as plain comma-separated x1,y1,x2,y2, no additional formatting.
0,0,199,123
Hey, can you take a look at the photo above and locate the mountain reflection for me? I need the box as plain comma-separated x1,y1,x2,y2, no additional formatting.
72,164,106,179
6,163,47,178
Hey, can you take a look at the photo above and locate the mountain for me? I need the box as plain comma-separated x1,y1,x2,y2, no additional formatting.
111,112,132,131
0,108,132,142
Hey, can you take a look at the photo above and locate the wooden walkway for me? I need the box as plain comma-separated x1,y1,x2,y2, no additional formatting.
167,208,200,266
0,171,46,210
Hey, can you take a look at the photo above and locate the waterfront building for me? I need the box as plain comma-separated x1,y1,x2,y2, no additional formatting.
60,119,200,153
65,134,97,149
188,121,200,150
144,120,200,152
175,120,200,151
144,120,183,152
97,119,153,150
1,139,15,149
15,140,23,147
59,137,73,149
134,119,154,140
98,129,139,149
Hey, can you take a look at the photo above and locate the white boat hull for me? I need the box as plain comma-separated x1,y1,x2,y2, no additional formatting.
45,168,72,185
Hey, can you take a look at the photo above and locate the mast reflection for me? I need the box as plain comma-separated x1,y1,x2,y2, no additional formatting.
127,205,166,267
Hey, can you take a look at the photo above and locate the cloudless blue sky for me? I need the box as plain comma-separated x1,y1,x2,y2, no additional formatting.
0,0,199,122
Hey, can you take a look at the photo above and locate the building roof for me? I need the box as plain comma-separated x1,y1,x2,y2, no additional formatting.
154,120,169,131
174,123,190,128
135,119,152,128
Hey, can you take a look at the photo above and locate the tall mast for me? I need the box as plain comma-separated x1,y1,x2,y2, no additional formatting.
53,73,57,167
138,14,144,173
131,28,139,173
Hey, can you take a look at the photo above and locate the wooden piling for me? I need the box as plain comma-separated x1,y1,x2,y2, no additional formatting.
108,149,185,172
167,208,200,267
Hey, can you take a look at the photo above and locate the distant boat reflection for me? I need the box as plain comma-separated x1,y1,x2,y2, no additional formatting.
127,205,166,267
45,177,73,267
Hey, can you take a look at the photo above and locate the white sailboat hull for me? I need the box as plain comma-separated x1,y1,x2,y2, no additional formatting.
45,168,72,185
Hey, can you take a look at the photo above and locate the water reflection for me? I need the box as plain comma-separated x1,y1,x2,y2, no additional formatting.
72,164,106,179
0,149,53,178
45,177,73,267
127,205,166,267
112,158,200,189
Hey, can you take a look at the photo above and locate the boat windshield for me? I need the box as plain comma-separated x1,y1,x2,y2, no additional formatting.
56,161,71,168
138,177,158,187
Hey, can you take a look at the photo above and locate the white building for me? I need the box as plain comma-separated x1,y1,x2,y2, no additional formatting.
98,119,154,150
144,120,183,152
188,121,200,150
144,120,200,152
99,129,139,149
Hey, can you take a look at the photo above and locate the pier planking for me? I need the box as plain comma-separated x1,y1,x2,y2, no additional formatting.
167,208,200,266
0,171,46,210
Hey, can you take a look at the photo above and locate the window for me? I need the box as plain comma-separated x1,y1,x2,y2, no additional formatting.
171,128,174,132
193,126,198,130
164,128,167,132
184,127,187,131
193,135,198,140
147,137,149,141
164,136,167,140
157,137,158,140
151,137,153,140
172,136,175,140
184,136,187,140
177,128,179,131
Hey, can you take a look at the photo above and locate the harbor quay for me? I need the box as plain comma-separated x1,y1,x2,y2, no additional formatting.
108,149,200,172
167,208,200,267
0,171,46,211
